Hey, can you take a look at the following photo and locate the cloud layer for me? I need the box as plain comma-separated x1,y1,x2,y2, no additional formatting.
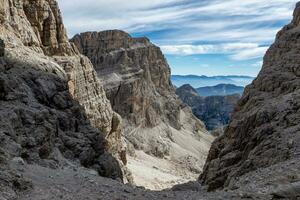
161,43,269,60
57,0,297,62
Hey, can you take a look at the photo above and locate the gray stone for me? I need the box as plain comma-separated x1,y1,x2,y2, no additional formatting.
200,2,300,192
0,39,4,57
0,0,131,197
272,182,300,198
71,30,214,181
11,157,25,166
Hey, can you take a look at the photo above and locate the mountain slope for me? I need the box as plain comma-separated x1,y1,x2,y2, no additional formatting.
71,31,214,189
200,2,300,192
176,84,240,130
196,84,244,97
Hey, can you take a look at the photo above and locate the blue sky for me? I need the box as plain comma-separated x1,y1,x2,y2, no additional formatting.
57,0,298,77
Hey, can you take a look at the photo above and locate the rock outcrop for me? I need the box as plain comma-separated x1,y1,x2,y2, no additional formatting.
176,84,240,130
2,0,122,148
71,31,214,189
0,44,124,196
200,2,300,192
0,1,132,198
72,31,184,130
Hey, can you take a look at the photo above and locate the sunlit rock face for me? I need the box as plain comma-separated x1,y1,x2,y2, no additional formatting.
71,30,214,189
200,2,300,191
71,30,180,130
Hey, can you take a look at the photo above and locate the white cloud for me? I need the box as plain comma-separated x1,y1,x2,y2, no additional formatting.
230,47,268,60
57,0,298,43
57,0,187,34
56,0,297,61
161,43,268,60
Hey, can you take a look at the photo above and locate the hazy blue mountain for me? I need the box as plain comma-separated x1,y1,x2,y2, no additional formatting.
196,84,244,97
171,75,255,88
176,84,240,131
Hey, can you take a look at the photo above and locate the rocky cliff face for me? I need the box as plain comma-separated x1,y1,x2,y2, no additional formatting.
71,31,181,130
71,31,214,189
200,2,300,192
0,1,131,197
1,0,300,199
176,84,240,131
2,0,123,148
0,42,124,197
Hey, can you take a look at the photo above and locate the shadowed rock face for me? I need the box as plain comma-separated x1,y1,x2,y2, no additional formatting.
176,84,240,131
1,0,125,154
0,45,122,177
0,0,131,197
200,2,300,191
0,40,124,198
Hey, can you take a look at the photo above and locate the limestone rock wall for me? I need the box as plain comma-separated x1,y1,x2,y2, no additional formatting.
0,0,130,185
2,0,126,157
200,2,300,191
71,31,214,187
71,30,179,130
0,42,123,179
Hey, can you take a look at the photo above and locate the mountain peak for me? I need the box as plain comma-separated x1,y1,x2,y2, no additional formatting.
178,84,198,93
72,29,213,189
71,30,152,54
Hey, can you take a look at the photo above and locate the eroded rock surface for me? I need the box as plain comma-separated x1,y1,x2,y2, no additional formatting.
1,0,125,153
0,0,131,198
71,30,214,189
72,30,187,130
200,2,300,192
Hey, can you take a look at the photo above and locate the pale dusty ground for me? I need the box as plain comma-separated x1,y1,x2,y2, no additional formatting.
124,107,215,190
126,115,214,190
127,151,198,190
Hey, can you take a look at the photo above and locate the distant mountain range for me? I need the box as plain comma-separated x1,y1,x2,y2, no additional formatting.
176,84,240,130
171,75,255,88
196,84,244,97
